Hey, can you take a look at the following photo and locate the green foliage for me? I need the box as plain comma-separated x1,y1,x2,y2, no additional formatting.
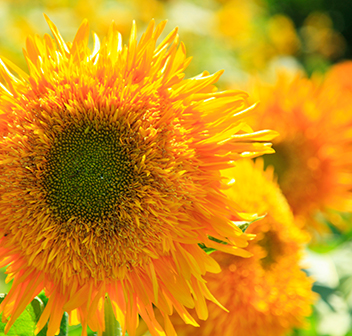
292,307,320,336
68,324,97,336
0,294,44,336
0,293,69,336
103,296,122,336
0,292,125,335
199,217,264,254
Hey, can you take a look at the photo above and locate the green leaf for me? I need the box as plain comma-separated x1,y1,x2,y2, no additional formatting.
30,297,44,322
68,324,97,336
312,284,336,312
35,293,48,336
235,215,266,233
35,292,68,336
235,221,250,233
198,244,216,254
198,216,266,254
0,294,43,336
0,293,69,336
58,312,69,336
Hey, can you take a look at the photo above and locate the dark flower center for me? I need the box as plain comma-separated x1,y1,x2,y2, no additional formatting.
263,136,323,215
258,230,283,269
43,123,132,222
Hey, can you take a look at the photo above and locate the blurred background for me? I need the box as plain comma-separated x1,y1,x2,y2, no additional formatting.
0,0,352,335
1,0,351,82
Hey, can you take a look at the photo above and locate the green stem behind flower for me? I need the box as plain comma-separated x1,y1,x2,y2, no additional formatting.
103,295,122,336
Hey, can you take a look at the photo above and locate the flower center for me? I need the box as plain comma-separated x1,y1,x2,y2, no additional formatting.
258,230,283,269
263,136,323,215
43,123,132,222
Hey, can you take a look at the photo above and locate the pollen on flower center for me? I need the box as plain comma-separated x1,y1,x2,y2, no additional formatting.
43,123,132,222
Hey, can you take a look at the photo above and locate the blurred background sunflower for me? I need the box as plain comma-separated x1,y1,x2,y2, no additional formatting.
1,0,352,335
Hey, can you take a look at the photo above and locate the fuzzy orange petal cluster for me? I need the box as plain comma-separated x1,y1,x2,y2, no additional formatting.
247,67,352,234
165,159,315,336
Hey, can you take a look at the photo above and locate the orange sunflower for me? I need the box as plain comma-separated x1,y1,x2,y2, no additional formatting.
0,16,276,336
162,159,315,336
247,67,352,234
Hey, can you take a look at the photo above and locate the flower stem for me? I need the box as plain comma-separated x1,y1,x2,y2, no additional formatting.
103,295,122,336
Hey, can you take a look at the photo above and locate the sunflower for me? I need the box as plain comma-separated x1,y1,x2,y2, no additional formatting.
0,17,276,336
162,159,315,336
247,68,352,234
